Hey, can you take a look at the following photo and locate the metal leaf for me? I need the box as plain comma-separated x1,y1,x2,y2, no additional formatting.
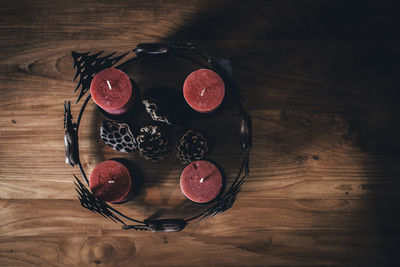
134,41,196,56
144,219,187,232
64,101,79,166
240,111,252,152
123,219,187,232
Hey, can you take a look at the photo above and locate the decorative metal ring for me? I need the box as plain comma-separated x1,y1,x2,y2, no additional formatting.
64,41,252,232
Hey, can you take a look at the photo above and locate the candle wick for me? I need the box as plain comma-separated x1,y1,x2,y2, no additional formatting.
106,80,112,90
201,88,206,96
200,173,213,183
108,180,115,183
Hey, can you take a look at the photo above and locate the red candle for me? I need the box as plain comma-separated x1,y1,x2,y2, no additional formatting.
180,160,223,203
183,69,225,113
90,68,134,115
89,160,134,203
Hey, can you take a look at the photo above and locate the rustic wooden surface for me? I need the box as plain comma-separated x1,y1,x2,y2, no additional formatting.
1,0,400,266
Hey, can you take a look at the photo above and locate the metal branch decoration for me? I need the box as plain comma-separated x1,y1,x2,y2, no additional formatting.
74,175,188,232
74,175,124,224
65,42,252,232
72,51,128,103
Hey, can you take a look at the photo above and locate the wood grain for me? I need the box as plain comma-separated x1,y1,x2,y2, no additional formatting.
1,0,400,266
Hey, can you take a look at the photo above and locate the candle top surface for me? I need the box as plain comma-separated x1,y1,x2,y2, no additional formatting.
90,68,133,111
89,160,132,203
180,160,223,203
183,69,225,113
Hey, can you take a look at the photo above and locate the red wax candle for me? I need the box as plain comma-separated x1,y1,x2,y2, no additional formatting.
89,160,134,203
90,68,134,115
180,160,223,203
183,69,225,113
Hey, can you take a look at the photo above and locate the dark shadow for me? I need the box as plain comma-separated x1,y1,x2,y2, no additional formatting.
79,3,400,260
351,43,400,265
166,0,400,40
163,1,400,264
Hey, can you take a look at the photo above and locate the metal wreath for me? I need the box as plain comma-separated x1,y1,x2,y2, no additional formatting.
63,41,252,232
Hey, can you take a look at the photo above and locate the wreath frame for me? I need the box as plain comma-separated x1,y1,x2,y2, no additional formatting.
63,41,252,232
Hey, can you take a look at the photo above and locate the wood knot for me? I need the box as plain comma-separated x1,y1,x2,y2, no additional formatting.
264,236,272,249
294,155,308,163
91,243,114,261
79,237,136,265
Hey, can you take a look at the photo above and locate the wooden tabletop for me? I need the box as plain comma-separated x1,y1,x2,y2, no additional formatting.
1,1,400,266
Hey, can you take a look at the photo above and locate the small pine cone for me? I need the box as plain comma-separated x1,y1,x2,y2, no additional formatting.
175,130,208,164
136,125,171,162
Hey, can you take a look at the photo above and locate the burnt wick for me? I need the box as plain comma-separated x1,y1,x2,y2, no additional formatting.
200,172,213,183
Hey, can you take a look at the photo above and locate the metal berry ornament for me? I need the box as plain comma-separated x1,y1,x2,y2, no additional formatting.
64,41,252,232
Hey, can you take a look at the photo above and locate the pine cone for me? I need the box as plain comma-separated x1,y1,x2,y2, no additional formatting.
175,130,208,164
136,125,171,162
